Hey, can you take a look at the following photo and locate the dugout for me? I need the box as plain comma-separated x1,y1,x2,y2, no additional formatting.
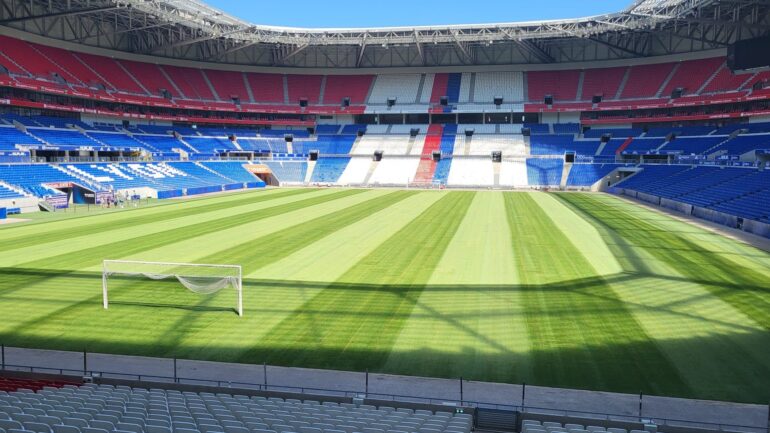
244,164,279,186
44,182,99,205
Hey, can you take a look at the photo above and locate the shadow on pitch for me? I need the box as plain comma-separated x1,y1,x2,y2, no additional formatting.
109,300,236,314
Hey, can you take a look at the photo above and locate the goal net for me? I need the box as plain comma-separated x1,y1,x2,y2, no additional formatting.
102,260,243,316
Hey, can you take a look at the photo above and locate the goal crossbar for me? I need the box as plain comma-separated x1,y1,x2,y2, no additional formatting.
102,260,243,316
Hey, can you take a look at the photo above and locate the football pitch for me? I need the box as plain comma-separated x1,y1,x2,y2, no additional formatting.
0,188,768,404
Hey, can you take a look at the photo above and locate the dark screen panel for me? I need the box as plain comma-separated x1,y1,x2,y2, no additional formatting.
728,35,770,71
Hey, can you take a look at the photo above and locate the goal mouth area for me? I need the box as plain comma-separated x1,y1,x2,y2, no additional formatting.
102,260,244,317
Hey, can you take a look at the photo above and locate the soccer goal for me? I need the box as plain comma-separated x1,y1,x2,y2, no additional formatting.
102,260,243,316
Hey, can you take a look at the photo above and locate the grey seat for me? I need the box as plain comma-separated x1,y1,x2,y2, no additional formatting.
0,420,23,431
23,421,54,433
49,411,71,420
89,420,115,431
174,423,199,431
147,419,171,428
9,413,36,423
147,425,172,433
94,414,119,425
62,418,90,429
123,417,146,427
38,416,62,427
53,426,82,433
117,424,144,433
25,409,47,417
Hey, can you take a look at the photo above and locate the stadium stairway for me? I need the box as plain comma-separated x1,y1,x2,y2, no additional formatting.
446,73,462,104
192,162,237,184
412,125,443,184
0,180,31,198
560,162,572,189
594,140,607,156
615,137,634,155
304,160,316,183
362,159,379,185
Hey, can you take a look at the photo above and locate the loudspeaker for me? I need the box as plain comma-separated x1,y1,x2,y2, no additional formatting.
284,134,294,143
492,151,502,163
592,95,603,104
342,97,351,107
387,98,396,107
432,150,441,161
544,95,553,105
671,88,684,99
494,96,503,106
299,98,308,107
309,151,319,161
410,128,420,137
440,96,448,106
565,152,575,163
373,150,383,161
521,127,531,137
464,129,474,137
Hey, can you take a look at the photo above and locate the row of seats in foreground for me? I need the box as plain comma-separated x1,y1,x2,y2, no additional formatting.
522,419,647,433
0,384,472,433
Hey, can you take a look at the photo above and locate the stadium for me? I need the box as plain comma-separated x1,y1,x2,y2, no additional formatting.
0,0,769,433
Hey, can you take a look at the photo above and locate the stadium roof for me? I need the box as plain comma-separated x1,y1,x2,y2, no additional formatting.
0,0,769,68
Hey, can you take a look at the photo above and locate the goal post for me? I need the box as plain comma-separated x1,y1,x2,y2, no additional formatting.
102,260,243,316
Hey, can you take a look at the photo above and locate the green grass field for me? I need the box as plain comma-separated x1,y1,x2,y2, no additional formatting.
1,188,768,403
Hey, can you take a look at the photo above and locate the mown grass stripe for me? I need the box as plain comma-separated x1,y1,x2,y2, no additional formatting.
556,193,770,329
233,191,475,369
0,189,334,268
0,188,313,251
0,191,442,360
504,192,690,396
0,189,372,352
383,192,532,382
198,190,417,271
90,190,420,352
551,193,770,403
0,190,365,301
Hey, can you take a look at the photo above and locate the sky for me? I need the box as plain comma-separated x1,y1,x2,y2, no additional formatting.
204,0,632,28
